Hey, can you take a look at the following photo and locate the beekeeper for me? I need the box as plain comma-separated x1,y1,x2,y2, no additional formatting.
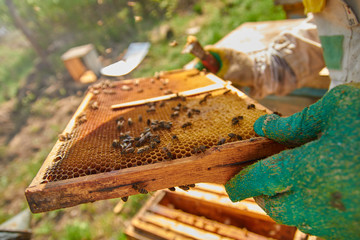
197,0,360,238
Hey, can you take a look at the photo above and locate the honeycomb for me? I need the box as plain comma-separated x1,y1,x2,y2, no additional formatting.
41,72,266,183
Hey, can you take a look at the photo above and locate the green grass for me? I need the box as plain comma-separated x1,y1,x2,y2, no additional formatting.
64,220,92,240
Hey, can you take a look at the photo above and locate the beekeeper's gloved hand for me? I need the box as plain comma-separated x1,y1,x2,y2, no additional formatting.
194,46,255,88
225,83,360,239
194,45,300,99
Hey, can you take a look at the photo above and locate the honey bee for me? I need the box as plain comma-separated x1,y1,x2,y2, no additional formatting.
53,155,63,162
132,183,148,194
181,122,192,129
199,93,211,104
172,106,180,111
159,101,165,107
232,116,243,125
58,134,67,141
138,115,143,122
117,120,125,130
199,145,206,153
65,133,71,140
217,138,226,145
172,135,178,140
232,117,239,125
153,137,161,144
237,135,243,140
194,145,206,153
125,147,135,154
154,71,160,80
92,89,100,95
178,185,190,191
77,114,87,124
121,85,132,91
91,101,99,110
146,105,156,113
117,116,125,122
187,110,193,118
162,147,174,160
247,104,256,109
228,133,236,139
147,119,151,126
149,141,158,149
273,111,282,116
162,78,169,85
128,118,133,126
121,196,129,202
192,109,200,114
168,187,176,191
171,111,179,118
112,139,120,148
164,122,172,130
137,146,149,154
188,184,196,188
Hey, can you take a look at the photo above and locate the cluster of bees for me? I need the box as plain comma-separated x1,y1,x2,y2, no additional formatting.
89,79,116,95
112,117,166,156
119,183,196,202
111,89,257,201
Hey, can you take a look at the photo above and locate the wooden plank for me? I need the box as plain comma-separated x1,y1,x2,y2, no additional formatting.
111,83,226,110
25,138,285,213
160,191,297,240
163,188,270,221
148,204,272,240
132,218,191,240
139,212,234,240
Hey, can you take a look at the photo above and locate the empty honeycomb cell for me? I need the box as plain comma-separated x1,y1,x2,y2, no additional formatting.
42,86,266,182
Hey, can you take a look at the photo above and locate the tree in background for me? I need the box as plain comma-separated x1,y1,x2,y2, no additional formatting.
5,0,48,64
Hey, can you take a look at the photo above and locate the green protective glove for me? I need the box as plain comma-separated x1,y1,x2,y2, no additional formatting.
225,83,360,239
194,46,255,88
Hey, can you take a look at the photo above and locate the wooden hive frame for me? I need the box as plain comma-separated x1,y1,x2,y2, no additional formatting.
125,185,299,240
25,70,286,213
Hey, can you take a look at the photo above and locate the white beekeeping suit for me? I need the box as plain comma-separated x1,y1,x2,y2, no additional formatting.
200,0,360,98
309,0,360,89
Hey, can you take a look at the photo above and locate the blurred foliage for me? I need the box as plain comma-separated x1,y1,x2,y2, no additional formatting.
0,0,183,54
0,0,286,239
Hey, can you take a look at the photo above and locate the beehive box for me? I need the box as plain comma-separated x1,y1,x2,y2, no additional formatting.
126,184,299,240
25,69,285,213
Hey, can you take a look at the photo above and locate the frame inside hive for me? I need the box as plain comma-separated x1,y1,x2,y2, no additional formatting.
25,70,285,213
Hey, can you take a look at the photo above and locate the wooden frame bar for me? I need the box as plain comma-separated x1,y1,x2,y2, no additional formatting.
26,138,285,213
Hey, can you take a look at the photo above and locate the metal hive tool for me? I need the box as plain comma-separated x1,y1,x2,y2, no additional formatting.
25,69,286,213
